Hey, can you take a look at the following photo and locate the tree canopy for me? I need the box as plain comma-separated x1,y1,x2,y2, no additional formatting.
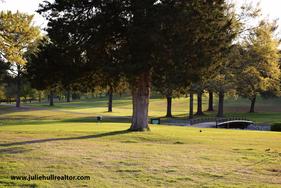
0,11,41,65
235,21,281,112
38,0,236,131
0,11,42,107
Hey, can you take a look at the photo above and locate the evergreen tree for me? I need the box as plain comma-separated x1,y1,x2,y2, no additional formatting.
27,42,63,106
39,0,235,131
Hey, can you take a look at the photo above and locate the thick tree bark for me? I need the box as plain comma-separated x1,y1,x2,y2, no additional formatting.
166,95,172,118
66,90,71,102
108,87,113,112
207,91,214,112
249,95,256,113
195,91,204,116
217,91,224,117
189,92,194,119
129,72,150,131
49,90,54,106
16,65,21,108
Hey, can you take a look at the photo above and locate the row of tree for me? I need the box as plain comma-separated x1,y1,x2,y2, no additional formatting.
0,1,280,131
175,20,281,119
154,4,281,118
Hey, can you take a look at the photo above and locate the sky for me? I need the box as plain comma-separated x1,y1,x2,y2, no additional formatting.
0,0,281,32
0,0,52,29
233,0,281,22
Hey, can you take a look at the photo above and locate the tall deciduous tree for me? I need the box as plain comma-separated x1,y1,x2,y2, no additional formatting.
0,11,41,107
236,21,281,113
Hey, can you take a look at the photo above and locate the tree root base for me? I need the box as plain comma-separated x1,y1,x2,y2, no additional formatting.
128,127,150,132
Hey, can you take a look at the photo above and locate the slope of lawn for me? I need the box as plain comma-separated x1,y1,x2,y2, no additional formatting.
0,121,281,188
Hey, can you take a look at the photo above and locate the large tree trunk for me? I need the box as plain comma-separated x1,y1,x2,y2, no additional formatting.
249,95,256,113
207,91,214,112
129,72,150,131
166,95,172,118
217,91,224,117
108,87,113,112
195,91,204,116
16,65,21,108
189,92,194,119
49,90,54,106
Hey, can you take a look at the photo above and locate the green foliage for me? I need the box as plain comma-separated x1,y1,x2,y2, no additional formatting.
39,0,235,86
21,80,36,100
27,42,67,90
0,11,43,107
26,44,53,90
271,123,281,132
0,11,41,65
194,2,241,94
0,85,5,99
152,64,182,98
4,81,17,99
236,21,281,100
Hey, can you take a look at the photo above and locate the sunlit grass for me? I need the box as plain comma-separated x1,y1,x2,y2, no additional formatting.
0,122,281,187
0,96,281,187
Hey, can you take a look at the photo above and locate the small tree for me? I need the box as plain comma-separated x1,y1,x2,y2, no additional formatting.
21,80,36,102
0,11,41,107
106,79,128,113
236,21,281,113
152,64,182,118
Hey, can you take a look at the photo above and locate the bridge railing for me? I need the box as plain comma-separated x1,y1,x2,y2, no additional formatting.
216,117,251,124
189,116,252,125
189,117,217,125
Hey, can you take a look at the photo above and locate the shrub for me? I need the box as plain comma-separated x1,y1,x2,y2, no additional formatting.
271,123,281,132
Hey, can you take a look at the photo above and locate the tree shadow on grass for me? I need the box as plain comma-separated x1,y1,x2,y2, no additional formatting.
63,116,133,124
0,147,32,154
0,116,132,126
0,130,130,147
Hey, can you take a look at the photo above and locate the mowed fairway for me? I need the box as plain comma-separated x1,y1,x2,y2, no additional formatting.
0,96,281,187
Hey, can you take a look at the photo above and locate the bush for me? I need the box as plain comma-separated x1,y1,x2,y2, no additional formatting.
271,123,281,132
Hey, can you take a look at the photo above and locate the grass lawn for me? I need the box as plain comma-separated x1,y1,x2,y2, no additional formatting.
0,122,281,187
5,95,281,124
0,96,281,187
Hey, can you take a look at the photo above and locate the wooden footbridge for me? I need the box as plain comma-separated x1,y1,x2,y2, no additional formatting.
190,117,254,129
